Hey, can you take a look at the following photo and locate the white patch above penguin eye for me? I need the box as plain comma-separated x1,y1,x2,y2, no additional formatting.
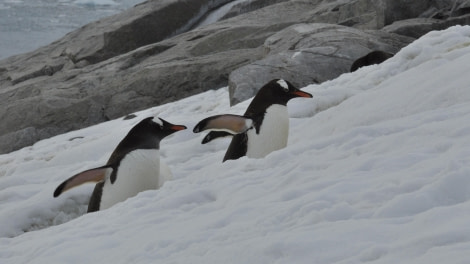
152,117,164,126
277,79,289,92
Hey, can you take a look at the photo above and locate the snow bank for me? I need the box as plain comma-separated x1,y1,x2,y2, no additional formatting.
1,25,470,263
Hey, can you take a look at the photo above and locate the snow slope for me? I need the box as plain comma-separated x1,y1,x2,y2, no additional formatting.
1,25,470,263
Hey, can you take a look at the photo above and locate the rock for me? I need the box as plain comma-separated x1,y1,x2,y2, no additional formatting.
454,0,470,17
228,23,413,105
221,0,290,20
383,14,470,38
0,0,235,86
383,0,432,25
0,0,321,154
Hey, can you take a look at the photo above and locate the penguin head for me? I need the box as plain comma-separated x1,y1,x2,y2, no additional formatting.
251,79,313,109
146,117,187,139
123,117,187,149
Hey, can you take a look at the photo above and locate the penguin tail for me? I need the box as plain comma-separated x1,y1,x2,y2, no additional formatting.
53,166,112,197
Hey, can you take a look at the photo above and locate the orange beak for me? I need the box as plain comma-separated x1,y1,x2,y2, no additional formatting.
170,125,187,131
292,90,313,98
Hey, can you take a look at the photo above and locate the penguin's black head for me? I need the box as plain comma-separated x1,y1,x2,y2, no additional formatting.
143,117,187,139
124,117,187,149
252,79,313,108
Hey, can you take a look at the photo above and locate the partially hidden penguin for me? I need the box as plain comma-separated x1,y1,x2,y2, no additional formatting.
193,79,312,162
53,116,187,212
350,50,393,72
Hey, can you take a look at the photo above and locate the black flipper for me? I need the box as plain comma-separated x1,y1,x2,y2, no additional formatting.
53,166,111,197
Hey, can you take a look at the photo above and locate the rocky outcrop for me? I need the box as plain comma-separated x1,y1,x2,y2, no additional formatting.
0,0,235,86
1,0,470,154
383,15,470,38
228,24,412,105
221,0,290,20
380,0,470,38
0,0,317,154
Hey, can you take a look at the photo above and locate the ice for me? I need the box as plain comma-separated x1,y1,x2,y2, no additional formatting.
1,26,470,263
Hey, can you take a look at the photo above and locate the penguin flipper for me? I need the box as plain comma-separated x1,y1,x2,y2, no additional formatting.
53,166,112,197
193,114,253,135
201,131,233,144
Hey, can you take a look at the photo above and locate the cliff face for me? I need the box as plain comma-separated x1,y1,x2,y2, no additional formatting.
1,0,469,154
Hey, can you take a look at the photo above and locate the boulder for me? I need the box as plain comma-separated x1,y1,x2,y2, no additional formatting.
0,0,234,86
221,0,290,20
228,23,413,105
382,0,432,25
453,0,470,17
383,14,470,38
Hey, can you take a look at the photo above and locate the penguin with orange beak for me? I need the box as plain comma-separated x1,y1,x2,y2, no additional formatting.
194,79,312,162
54,117,186,212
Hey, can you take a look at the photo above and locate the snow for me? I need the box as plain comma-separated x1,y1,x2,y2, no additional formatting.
2,25,470,263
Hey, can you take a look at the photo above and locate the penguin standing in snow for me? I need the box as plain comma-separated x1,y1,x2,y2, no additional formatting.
53,117,186,212
193,79,312,162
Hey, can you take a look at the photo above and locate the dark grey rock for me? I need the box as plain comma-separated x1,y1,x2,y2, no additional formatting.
0,0,235,86
221,0,290,20
228,23,413,105
383,0,432,25
383,14,470,38
0,0,320,154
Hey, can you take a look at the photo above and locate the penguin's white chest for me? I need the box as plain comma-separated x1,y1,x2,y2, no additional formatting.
100,149,161,210
246,104,289,158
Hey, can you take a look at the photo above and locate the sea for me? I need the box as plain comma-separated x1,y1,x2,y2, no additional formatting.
0,0,145,60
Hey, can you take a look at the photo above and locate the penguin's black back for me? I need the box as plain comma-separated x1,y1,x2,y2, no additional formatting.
350,50,393,72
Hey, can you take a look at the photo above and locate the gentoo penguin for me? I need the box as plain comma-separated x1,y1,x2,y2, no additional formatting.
350,50,393,72
53,117,186,212
193,79,312,162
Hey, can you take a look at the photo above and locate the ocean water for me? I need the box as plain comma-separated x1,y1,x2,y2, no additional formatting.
0,0,145,60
